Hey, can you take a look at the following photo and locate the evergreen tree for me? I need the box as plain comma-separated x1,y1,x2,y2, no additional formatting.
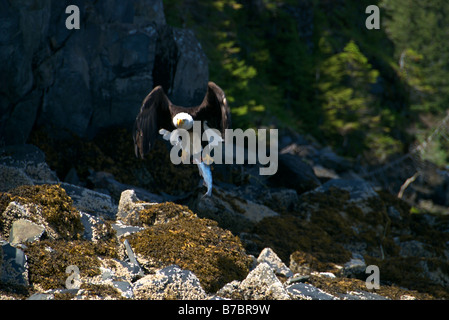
381,0,449,114
317,40,377,154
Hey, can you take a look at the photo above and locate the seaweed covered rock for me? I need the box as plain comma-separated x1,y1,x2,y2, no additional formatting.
25,239,119,291
248,180,449,299
0,184,84,241
125,202,252,293
117,189,191,226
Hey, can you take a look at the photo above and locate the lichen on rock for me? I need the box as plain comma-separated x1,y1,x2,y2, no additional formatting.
125,202,252,293
25,239,119,291
1,184,84,241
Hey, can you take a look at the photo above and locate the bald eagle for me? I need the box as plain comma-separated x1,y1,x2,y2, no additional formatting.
133,81,231,196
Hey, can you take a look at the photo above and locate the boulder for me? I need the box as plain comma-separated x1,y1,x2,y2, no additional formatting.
227,262,291,300
87,171,164,203
0,144,59,188
268,153,321,194
0,165,34,192
116,189,156,225
256,248,293,278
286,282,336,300
0,242,28,287
125,207,252,293
60,182,117,220
79,211,115,242
133,265,207,300
312,179,378,203
342,255,367,278
192,186,279,234
1,0,209,145
9,219,45,245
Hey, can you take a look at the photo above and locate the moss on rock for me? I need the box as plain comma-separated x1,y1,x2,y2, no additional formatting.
137,202,194,227
252,215,352,266
78,283,123,300
306,274,434,300
126,203,252,293
0,184,84,240
25,239,119,291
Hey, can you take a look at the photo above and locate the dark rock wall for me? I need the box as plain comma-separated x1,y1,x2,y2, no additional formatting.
0,0,209,145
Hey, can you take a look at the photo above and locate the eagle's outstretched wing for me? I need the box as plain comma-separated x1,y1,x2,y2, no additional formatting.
191,82,231,137
133,86,173,159
133,82,231,159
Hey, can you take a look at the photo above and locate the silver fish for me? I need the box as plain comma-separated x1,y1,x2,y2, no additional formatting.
194,158,213,197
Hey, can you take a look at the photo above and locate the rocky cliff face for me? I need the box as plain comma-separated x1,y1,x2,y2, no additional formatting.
0,0,208,144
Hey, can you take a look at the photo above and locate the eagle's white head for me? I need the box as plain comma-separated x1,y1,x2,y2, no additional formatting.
173,112,194,130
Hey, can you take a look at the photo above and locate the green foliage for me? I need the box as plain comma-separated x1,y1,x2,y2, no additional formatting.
163,0,448,165
318,40,379,154
417,134,449,168
381,0,449,116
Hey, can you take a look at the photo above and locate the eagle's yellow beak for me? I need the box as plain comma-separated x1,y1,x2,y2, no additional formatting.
177,119,184,127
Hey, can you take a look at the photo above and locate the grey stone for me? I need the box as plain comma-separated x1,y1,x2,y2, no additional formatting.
116,259,144,280
237,263,290,300
111,222,145,238
342,255,367,278
313,165,340,180
123,239,143,274
0,0,51,145
192,186,279,235
0,0,208,145
133,0,166,26
27,293,54,300
286,282,337,300
133,265,208,300
0,165,34,192
387,206,402,221
26,288,79,300
316,146,353,173
79,211,113,242
256,248,293,278
112,281,134,299
117,189,155,225
314,179,378,202
170,28,209,106
60,182,117,219
0,144,59,187
269,153,321,194
9,219,45,245
1,202,31,240
88,171,163,203
1,90,41,145
197,187,278,223
224,184,298,213
0,242,28,287
341,291,389,300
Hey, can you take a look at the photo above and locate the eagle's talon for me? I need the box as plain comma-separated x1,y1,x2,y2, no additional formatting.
203,154,214,165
